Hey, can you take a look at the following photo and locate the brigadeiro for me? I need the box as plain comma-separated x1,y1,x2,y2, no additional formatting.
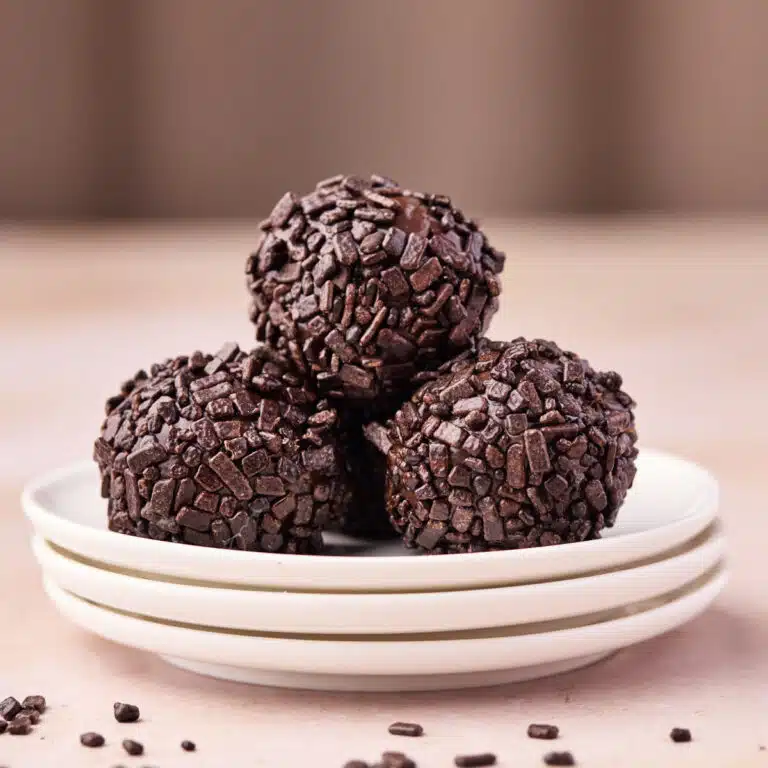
376,338,638,553
93,343,350,553
246,174,506,409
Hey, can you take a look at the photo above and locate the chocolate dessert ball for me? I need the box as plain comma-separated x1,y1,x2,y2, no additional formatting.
93,344,349,554
246,174,505,408
381,338,638,553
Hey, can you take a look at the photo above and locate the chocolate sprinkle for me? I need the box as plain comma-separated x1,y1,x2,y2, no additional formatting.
19,708,40,724
247,175,505,407
181,740,196,752
94,345,350,554
388,722,424,737
80,732,106,748
670,728,692,743
528,724,560,740
0,697,21,721
381,751,417,768
21,695,46,713
382,338,638,553
113,702,141,723
8,715,32,735
454,754,497,767
543,752,575,766
122,739,144,756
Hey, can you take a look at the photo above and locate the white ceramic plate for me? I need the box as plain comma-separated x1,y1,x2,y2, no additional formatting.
161,654,615,692
22,450,718,592
42,567,727,691
32,524,725,634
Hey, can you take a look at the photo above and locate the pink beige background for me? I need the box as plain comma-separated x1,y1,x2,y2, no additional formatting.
1,0,767,219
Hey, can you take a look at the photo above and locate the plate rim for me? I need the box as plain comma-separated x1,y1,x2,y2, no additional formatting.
36,518,724,592
22,449,719,591
31,525,726,634
41,567,728,675
158,652,616,691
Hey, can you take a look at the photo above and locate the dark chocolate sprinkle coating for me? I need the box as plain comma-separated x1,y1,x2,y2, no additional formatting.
383,338,638,553
246,174,505,408
94,344,350,554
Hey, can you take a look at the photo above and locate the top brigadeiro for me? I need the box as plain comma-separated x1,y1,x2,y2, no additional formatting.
247,174,506,409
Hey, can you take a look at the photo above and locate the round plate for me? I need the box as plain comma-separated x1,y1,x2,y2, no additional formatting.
23,449,718,592
42,567,726,690
32,524,725,634
159,653,615,692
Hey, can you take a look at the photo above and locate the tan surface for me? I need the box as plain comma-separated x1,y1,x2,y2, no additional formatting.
0,219,766,767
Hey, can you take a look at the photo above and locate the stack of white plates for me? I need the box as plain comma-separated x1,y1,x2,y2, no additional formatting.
22,449,726,692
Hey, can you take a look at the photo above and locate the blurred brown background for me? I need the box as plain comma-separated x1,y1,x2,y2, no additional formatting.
1,0,767,220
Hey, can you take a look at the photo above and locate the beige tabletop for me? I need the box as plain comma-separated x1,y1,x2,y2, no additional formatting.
0,219,766,768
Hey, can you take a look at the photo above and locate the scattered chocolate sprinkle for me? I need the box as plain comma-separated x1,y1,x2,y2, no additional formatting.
454,754,497,767
380,337,637,553
388,722,424,737
80,732,106,748
343,762,369,768
113,702,141,723
381,751,416,768
528,724,560,740
122,739,144,756
670,728,692,743
19,708,40,724
21,695,46,713
8,715,32,735
543,752,575,766
0,697,21,721
181,740,196,752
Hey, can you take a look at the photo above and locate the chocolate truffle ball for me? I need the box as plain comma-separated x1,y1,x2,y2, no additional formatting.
382,338,638,554
93,344,350,554
246,174,505,408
